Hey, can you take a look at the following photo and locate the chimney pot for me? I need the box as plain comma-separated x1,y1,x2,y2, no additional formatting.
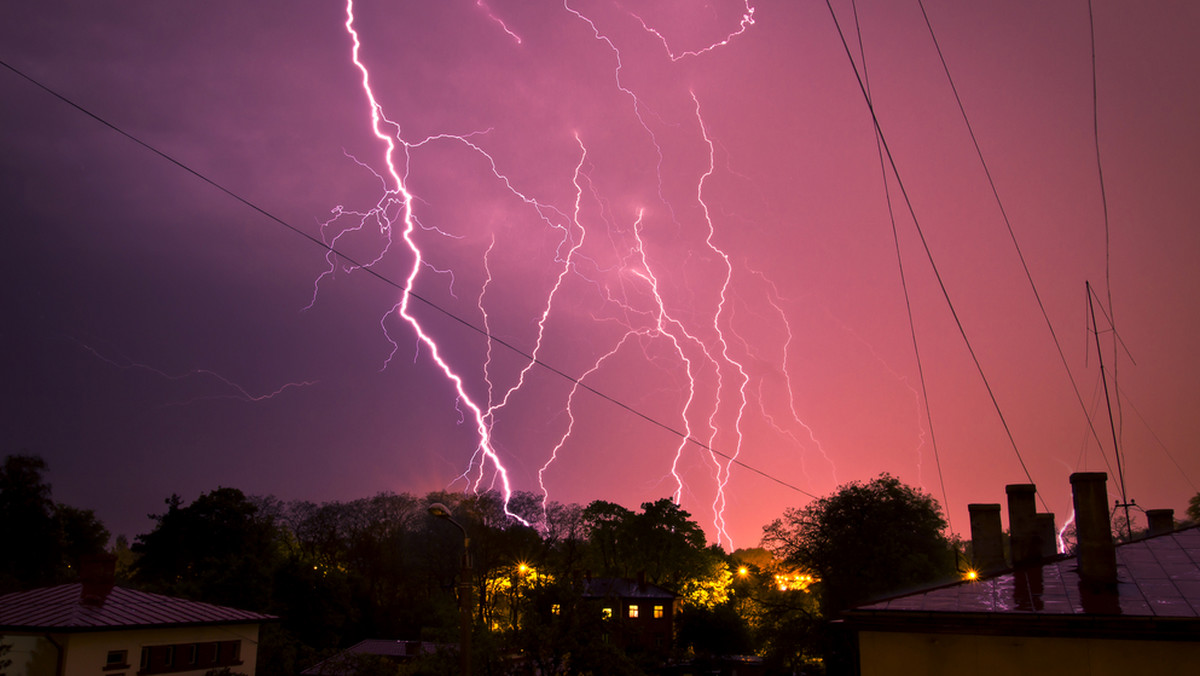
1070,472,1118,588
1146,509,1174,536
1035,513,1058,557
968,503,1005,574
79,553,117,606
1006,484,1039,567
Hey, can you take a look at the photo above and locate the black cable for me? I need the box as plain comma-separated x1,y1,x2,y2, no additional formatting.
819,0,1040,489
849,0,954,531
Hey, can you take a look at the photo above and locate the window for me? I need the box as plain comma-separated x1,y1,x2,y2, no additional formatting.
602,607,612,619
551,603,561,615
653,604,664,619
628,604,639,618
105,650,129,670
137,641,242,674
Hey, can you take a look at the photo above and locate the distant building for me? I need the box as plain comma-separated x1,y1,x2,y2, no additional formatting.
0,557,274,676
843,473,1200,676
300,639,448,676
582,575,678,655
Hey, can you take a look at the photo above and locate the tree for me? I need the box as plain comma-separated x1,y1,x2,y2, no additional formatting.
133,487,282,610
762,473,957,615
1188,492,1200,524
0,454,109,592
0,455,60,590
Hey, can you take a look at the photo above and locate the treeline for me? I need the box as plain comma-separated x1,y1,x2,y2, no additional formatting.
2,454,965,675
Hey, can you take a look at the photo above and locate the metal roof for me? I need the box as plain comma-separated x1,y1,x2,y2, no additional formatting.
853,525,1200,619
582,577,677,599
0,584,276,631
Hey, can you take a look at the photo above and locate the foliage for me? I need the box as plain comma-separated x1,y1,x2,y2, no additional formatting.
0,454,110,592
133,487,282,610
762,473,958,615
676,602,753,658
730,550,823,673
580,497,724,609
1188,492,1200,523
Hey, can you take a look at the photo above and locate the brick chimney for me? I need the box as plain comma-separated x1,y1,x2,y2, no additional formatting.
968,503,1005,574
1070,472,1117,588
1035,512,1057,557
1146,509,1174,536
80,553,117,606
1006,484,1039,567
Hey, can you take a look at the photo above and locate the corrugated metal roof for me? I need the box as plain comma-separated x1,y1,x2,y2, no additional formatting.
0,584,275,631
299,639,447,675
855,525,1200,618
582,577,677,599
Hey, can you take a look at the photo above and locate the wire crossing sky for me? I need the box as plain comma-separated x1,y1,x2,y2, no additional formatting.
2,0,1198,548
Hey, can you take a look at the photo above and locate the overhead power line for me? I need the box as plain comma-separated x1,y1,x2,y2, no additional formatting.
820,0,1042,498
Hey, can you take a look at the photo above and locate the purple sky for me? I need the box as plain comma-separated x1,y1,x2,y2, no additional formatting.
3,0,1198,550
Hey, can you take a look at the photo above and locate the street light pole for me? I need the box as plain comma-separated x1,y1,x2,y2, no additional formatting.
428,503,471,676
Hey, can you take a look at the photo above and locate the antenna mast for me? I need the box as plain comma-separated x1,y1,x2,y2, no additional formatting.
1086,280,1133,541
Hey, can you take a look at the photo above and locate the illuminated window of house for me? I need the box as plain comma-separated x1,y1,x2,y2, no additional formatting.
551,603,561,615
628,604,639,618
653,604,664,619
602,607,612,619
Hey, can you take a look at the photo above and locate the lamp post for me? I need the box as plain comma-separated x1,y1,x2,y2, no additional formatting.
428,502,471,676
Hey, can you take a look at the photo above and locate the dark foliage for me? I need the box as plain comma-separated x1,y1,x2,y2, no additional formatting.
0,454,110,592
762,473,958,615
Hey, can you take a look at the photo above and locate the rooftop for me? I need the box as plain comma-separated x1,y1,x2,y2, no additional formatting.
856,525,1200,617
0,584,276,632
582,577,677,600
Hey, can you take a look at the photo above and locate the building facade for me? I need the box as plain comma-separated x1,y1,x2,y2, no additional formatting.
0,582,274,676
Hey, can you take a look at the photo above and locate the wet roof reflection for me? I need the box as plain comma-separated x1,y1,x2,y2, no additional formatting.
859,526,1200,617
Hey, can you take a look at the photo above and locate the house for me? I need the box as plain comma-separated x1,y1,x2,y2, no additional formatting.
582,575,678,655
300,639,448,676
842,473,1200,676
0,556,275,676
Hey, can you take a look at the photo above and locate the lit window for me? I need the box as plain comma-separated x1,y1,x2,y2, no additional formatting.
653,604,664,619
602,607,612,619
551,603,561,615
628,604,639,618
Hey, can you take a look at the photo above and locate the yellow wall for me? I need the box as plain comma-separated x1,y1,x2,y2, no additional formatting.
2,624,261,676
859,630,1200,676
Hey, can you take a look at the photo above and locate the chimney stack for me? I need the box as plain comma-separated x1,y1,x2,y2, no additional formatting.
1146,509,1175,536
1035,513,1058,557
1070,472,1117,588
80,553,117,606
1006,484,1039,567
968,503,1005,574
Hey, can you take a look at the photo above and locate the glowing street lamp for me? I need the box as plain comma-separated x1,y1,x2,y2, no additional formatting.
428,503,471,676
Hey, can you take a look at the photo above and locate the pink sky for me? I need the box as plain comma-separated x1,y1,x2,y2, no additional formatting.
2,0,1198,549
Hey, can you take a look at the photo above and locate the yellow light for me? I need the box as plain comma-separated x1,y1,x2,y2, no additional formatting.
963,569,979,581
518,563,529,574
738,566,749,577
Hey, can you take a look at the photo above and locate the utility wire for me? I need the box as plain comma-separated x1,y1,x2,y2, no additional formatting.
913,0,1118,509
0,57,819,502
849,0,954,532
820,0,1041,494
1088,0,1126,485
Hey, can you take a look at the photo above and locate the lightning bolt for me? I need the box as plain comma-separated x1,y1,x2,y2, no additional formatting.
337,0,528,524
322,0,844,547
78,342,317,405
